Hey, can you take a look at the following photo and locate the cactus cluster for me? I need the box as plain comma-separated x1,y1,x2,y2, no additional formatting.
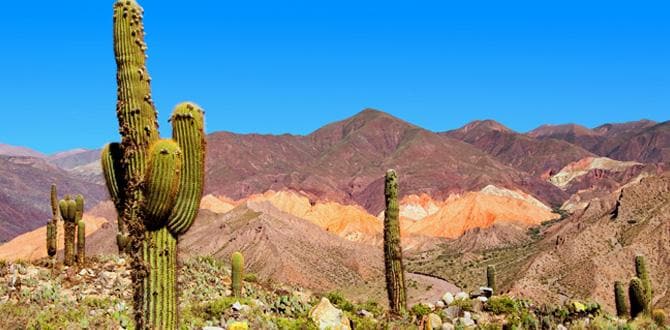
616,255,654,320
59,194,85,266
383,169,407,315
47,184,86,265
102,0,206,328
231,251,244,297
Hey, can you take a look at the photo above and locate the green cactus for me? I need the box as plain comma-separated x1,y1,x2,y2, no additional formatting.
634,255,652,306
231,252,244,297
487,265,496,294
614,281,629,318
59,195,77,266
47,184,59,258
102,1,206,328
383,169,407,315
73,195,85,264
629,277,650,318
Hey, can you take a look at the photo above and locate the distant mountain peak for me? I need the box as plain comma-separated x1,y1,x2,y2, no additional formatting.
527,123,597,138
457,120,512,134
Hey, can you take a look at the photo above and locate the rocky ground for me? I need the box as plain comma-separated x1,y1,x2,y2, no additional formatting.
1,256,668,329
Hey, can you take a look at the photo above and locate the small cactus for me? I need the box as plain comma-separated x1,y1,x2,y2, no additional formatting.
487,265,496,294
614,281,629,318
46,184,59,258
231,251,244,297
629,277,650,318
59,195,77,266
383,169,407,315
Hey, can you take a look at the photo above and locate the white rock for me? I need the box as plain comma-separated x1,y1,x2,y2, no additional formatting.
442,292,455,305
557,325,568,330
459,317,475,327
441,323,455,330
202,327,224,330
463,311,471,320
309,297,351,330
477,296,488,303
436,301,445,309
426,313,442,329
455,292,469,300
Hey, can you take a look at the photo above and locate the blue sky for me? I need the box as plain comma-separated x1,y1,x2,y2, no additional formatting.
1,1,668,154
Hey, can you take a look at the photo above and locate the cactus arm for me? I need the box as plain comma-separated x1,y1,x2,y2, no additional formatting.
101,143,125,210
47,184,59,258
144,139,182,227
166,102,206,235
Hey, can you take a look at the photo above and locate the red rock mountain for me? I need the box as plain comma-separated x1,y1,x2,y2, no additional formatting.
444,120,595,177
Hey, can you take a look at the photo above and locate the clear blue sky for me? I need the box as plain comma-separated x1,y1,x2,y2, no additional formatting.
1,1,668,154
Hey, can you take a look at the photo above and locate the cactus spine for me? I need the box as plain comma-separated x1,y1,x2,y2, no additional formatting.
103,1,206,328
486,265,496,294
383,169,407,315
231,252,244,297
614,281,629,318
629,277,650,318
59,195,77,266
47,184,59,258
75,195,86,264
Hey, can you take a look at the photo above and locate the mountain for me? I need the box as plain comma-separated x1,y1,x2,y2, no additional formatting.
444,120,595,177
0,143,44,158
510,173,670,312
528,120,670,164
0,155,107,242
206,109,567,214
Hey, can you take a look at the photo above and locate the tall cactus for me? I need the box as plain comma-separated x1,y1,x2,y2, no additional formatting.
629,277,650,318
75,195,86,264
103,1,206,328
59,195,77,266
383,169,407,315
634,255,652,307
47,184,59,258
614,281,629,318
231,252,244,297
486,265,496,294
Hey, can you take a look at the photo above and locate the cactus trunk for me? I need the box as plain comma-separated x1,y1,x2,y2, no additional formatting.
77,220,86,263
231,252,244,297
47,184,59,258
104,1,206,328
60,195,77,266
629,277,650,318
487,265,496,294
634,255,652,309
614,281,629,318
383,169,407,315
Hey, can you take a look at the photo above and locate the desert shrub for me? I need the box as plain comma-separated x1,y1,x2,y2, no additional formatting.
189,296,254,321
486,296,520,315
652,309,667,327
356,299,383,318
273,317,318,330
410,303,432,318
325,291,354,312
243,273,258,283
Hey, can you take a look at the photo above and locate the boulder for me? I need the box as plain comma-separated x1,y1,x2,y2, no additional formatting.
455,292,469,300
444,306,461,321
426,313,443,329
309,297,351,330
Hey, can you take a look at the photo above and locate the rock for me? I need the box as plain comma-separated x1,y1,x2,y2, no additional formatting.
425,303,435,311
455,292,469,300
202,327,225,330
309,297,351,330
441,323,455,330
471,299,484,313
480,287,493,298
357,310,374,318
231,301,248,312
442,292,455,305
426,313,443,329
99,271,117,289
458,317,475,327
444,306,461,321
463,311,471,320
476,296,488,303
557,325,568,330
436,300,445,309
